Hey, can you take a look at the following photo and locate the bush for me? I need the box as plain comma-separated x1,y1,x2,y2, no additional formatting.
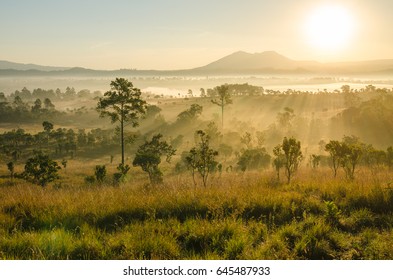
324,201,341,225
94,165,106,183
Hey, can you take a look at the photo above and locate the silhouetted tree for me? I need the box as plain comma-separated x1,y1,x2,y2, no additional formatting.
281,137,303,183
200,88,206,97
273,145,285,181
342,85,361,108
43,98,55,111
277,107,295,133
31,98,42,113
176,104,203,123
325,140,342,177
185,130,218,187
133,134,175,184
211,84,232,128
340,136,363,180
310,154,321,169
42,121,54,133
237,148,271,172
97,78,147,165
7,162,14,180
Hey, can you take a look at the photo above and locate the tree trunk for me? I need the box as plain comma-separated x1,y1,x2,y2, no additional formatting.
121,110,124,165
221,102,224,129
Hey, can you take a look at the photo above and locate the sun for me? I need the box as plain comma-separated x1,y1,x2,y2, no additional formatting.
305,5,355,51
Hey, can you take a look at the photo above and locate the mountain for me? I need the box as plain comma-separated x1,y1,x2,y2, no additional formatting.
193,51,321,73
0,60,70,71
1,52,393,76
193,51,393,74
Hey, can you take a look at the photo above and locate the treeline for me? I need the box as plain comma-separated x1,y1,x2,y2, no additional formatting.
0,95,63,122
0,88,100,123
1,87,102,101
0,125,117,162
200,83,264,97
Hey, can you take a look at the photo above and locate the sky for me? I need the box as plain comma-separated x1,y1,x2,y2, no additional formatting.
1,0,393,70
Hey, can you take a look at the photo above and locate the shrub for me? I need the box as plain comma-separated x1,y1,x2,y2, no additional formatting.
94,165,106,183
324,201,342,225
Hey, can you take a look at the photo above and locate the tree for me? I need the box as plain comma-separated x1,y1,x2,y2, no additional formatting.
176,104,203,124
43,98,55,111
185,130,218,187
31,98,42,113
342,85,361,108
273,145,285,181
205,121,222,147
310,154,321,169
200,88,206,98
240,132,253,149
237,148,271,172
325,140,342,177
340,136,363,180
42,121,54,147
42,121,54,133
97,78,147,165
145,105,162,119
22,152,61,187
325,136,364,180
281,137,303,183
211,84,232,128
277,107,295,133
7,162,15,180
184,148,198,187
133,134,175,185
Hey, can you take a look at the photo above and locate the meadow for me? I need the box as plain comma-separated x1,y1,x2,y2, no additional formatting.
0,163,392,260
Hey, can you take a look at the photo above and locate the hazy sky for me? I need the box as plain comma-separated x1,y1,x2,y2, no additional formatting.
1,0,393,70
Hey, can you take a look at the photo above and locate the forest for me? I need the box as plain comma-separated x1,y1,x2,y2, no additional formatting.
0,78,392,260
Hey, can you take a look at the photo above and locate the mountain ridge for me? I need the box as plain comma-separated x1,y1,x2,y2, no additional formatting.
1,51,393,76
0,60,70,71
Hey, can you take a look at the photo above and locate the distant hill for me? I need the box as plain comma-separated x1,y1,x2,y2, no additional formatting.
192,51,321,74
192,51,393,75
0,60,70,71
1,52,393,76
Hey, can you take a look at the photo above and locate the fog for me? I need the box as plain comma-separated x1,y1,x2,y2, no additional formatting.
1,75,393,97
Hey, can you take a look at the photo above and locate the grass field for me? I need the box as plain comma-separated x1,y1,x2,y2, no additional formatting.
1,163,392,260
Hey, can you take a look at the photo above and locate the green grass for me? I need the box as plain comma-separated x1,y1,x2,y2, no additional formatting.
0,165,392,260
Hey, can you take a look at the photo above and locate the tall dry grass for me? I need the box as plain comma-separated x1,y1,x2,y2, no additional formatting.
0,164,392,259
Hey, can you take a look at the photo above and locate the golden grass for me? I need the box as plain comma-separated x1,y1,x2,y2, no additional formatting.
0,163,392,260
